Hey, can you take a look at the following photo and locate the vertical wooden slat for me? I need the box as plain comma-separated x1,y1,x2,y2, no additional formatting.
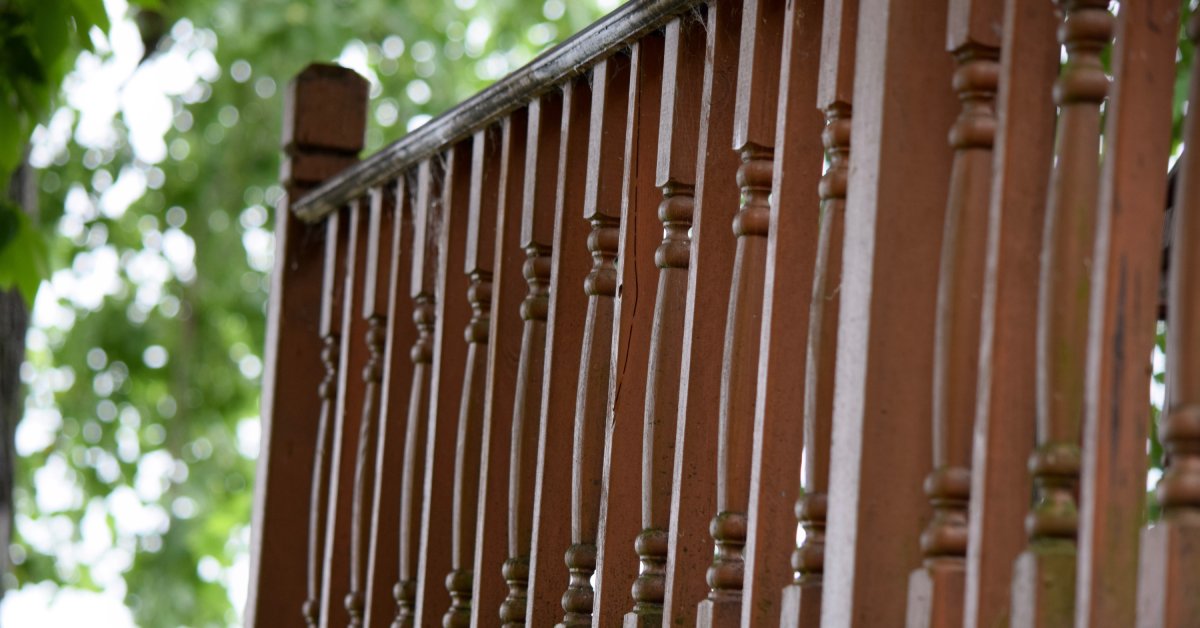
1075,1,1179,625
469,114,526,628
697,0,785,623
346,186,396,628
779,0,858,624
527,77,593,626
620,15,705,628
1009,2,1113,626
321,195,372,628
484,102,556,627
555,54,632,628
364,177,416,628
905,0,1001,625
740,0,827,621
662,0,743,623
1138,15,1200,628
392,161,443,627
962,0,1057,624
820,0,957,623
415,142,475,626
593,31,666,627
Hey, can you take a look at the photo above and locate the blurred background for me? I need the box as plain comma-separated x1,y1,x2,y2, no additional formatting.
0,0,613,624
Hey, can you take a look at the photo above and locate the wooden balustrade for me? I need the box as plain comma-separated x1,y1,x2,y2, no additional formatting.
248,3,1196,627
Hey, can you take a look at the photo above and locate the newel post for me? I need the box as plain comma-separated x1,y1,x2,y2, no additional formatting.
247,63,367,628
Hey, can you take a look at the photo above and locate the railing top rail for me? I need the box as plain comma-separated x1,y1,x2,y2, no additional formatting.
290,0,703,222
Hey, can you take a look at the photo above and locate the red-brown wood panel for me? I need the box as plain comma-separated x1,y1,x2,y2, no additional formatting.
820,0,958,623
363,177,417,628
962,0,1057,625
1009,2,1113,626
741,0,826,621
415,143,476,626
663,0,742,623
1075,2,1179,625
592,31,666,627
526,77,594,626
779,0,858,624
321,196,372,628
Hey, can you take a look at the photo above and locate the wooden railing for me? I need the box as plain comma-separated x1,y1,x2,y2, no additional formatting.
247,0,1196,626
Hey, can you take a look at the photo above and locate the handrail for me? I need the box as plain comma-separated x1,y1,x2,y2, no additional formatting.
289,0,703,222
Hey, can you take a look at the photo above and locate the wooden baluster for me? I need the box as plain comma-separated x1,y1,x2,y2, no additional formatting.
262,64,364,628
1009,2,1113,626
303,211,345,627
364,177,417,627
467,115,525,627
820,0,958,623
962,0,1057,624
415,142,476,626
904,0,1001,625
393,162,442,627
527,77,594,626
1073,2,1178,626
779,0,857,624
346,186,397,627
488,98,559,626
1139,14,1200,628
741,0,827,622
696,0,785,623
663,1,743,623
617,17,704,628
558,53,631,628
321,195,372,628
593,32,666,627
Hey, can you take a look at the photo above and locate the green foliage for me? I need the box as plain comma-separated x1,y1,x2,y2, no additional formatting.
9,0,609,625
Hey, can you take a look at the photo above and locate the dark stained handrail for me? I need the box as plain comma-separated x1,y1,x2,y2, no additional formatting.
289,0,704,222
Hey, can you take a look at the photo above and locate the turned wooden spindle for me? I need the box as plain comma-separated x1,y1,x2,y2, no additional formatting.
740,0,827,621
558,54,631,628
304,212,344,627
526,76,593,626
781,1,857,624
905,1,1001,624
1137,13,1200,627
1072,1,1178,625
498,97,558,626
392,162,443,628
661,2,743,623
441,131,501,628
622,17,703,628
1009,1,1113,625
347,187,396,627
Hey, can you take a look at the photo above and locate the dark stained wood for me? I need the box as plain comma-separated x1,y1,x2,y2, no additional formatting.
905,0,1001,624
363,177,417,628
820,0,957,623
1138,13,1200,628
526,77,594,626
779,0,857,624
618,15,704,628
320,196,372,628
251,64,364,628
662,0,742,623
593,31,666,627
391,160,443,627
740,0,826,621
414,142,476,626
697,0,785,624
1073,1,1178,626
346,186,396,627
1009,2,1113,626
558,52,632,628
468,115,525,628
961,0,1057,624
